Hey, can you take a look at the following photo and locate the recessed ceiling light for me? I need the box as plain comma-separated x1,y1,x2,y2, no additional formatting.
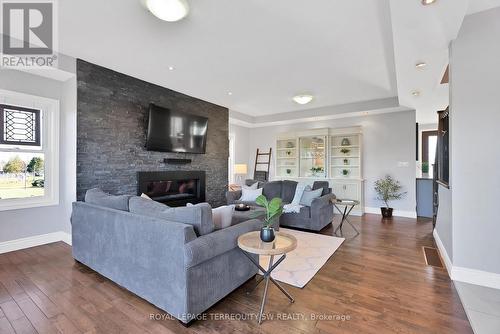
227,92,233,96
415,62,427,69
412,90,421,97
422,0,437,5
168,66,175,70
146,0,189,22
293,94,314,105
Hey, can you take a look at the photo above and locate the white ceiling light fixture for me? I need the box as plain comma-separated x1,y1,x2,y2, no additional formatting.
168,66,175,70
292,94,314,105
227,92,233,96
146,0,189,22
415,62,427,69
412,90,421,97
421,0,437,5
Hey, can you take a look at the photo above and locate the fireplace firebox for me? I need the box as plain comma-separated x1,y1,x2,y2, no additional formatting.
137,171,205,206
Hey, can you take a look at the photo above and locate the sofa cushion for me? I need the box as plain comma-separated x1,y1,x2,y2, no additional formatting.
239,188,263,202
85,188,131,211
312,181,330,196
281,180,298,203
262,181,282,200
129,197,214,236
300,188,323,206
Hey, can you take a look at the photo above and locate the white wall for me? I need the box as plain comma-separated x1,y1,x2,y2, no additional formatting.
0,68,77,243
240,110,417,213
229,123,251,178
448,8,500,275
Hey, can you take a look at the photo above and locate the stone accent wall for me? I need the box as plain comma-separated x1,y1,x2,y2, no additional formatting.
76,60,229,206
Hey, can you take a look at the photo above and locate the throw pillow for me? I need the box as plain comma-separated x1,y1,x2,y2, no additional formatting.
85,188,131,211
243,182,259,190
291,184,311,205
129,197,214,236
299,188,323,206
190,203,235,229
141,193,152,199
239,187,263,202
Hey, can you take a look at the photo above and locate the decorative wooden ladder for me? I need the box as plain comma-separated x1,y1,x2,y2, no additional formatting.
253,148,272,182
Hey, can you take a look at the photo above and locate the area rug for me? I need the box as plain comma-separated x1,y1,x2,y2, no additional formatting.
259,228,345,288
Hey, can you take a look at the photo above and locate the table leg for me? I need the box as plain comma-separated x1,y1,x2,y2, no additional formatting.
240,251,295,324
334,204,359,237
258,255,273,324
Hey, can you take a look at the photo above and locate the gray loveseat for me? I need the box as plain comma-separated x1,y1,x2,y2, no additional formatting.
227,179,335,231
71,190,261,324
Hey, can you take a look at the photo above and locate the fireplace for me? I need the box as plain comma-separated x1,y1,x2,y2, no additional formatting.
137,171,206,206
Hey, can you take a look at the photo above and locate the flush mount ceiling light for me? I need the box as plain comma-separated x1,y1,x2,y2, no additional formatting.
168,66,175,70
422,0,437,5
415,62,427,69
146,0,189,22
412,90,421,97
292,94,314,105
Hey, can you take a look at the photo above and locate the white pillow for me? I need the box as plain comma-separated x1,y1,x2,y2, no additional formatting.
187,203,235,229
239,187,263,202
299,188,323,206
290,184,311,205
212,205,235,229
141,193,152,200
243,182,259,190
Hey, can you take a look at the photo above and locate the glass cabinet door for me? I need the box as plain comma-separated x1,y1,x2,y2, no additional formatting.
299,136,326,177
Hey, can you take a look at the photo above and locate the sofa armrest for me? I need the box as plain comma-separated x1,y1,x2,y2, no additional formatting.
311,193,335,209
226,190,242,205
184,219,261,268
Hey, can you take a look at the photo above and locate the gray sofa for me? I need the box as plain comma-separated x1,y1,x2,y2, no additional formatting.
227,179,335,231
71,191,261,324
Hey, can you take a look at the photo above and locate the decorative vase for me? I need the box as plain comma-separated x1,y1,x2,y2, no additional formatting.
381,207,393,218
260,227,275,242
341,138,350,146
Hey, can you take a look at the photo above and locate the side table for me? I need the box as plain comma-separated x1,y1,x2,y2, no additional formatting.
237,231,297,324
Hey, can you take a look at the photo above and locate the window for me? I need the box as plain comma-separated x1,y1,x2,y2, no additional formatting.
437,108,450,187
0,89,59,211
422,130,438,176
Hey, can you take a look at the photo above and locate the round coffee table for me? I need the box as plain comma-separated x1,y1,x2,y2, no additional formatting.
237,231,297,324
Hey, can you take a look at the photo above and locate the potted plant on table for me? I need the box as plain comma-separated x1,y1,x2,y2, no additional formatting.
255,195,283,242
374,175,406,218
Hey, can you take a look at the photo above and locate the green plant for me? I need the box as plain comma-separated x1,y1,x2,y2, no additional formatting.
421,162,429,173
374,175,407,208
255,195,283,228
340,148,350,155
31,179,45,188
342,169,349,176
310,166,324,173
343,158,349,165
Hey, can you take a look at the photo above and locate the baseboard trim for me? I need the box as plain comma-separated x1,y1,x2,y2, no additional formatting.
364,207,417,218
433,230,500,289
452,267,500,290
0,231,71,254
433,229,453,277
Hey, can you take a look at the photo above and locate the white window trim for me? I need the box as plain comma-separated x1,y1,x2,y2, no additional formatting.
0,89,60,211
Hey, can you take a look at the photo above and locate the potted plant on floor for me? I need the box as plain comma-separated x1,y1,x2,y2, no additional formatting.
374,175,406,218
255,195,283,242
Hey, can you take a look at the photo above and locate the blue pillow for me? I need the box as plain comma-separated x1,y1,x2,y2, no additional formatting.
299,188,323,206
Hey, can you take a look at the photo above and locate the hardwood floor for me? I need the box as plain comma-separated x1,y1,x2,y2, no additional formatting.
0,214,472,333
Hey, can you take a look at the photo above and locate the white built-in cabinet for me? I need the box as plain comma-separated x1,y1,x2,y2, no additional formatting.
275,127,364,215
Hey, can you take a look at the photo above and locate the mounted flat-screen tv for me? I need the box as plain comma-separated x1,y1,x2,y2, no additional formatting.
146,104,208,154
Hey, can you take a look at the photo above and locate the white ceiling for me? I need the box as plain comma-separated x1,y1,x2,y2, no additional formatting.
59,0,397,116
57,0,500,123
